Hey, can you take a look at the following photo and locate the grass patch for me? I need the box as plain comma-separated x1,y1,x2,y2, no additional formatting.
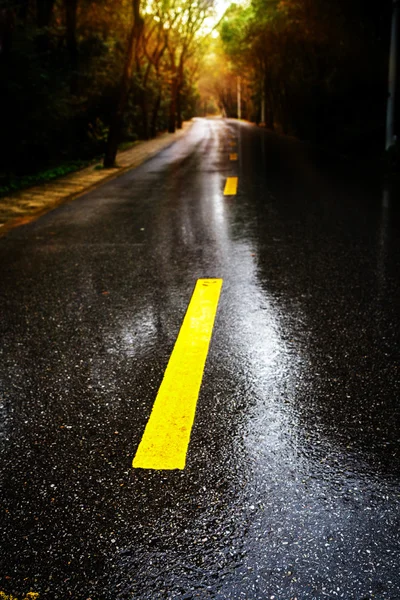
118,139,141,151
0,159,100,198
0,137,149,198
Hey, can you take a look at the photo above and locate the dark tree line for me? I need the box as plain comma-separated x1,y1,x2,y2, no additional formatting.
0,0,214,184
1,0,397,187
213,0,396,155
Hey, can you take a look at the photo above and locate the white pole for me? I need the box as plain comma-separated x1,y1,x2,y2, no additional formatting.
386,0,399,150
261,80,265,125
237,76,241,120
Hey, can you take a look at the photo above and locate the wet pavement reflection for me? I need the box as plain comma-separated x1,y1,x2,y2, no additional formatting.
0,119,399,599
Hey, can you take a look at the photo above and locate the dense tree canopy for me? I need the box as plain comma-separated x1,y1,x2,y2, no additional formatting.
0,0,397,186
206,0,395,152
0,0,215,181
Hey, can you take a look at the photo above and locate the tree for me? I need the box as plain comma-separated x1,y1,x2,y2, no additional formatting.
65,0,79,71
103,0,144,167
162,0,215,132
216,0,393,149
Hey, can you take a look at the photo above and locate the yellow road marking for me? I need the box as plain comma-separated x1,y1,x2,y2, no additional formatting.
133,278,223,470
229,153,238,161
224,177,238,196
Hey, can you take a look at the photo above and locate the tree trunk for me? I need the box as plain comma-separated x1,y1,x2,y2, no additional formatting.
168,79,177,133
150,89,161,138
36,0,55,52
104,0,144,168
17,1,30,24
139,90,149,139
65,0,78,93
37,0,55,27
265,80,274,129
65,0,78,70
176,87,182,129
0,8,15,58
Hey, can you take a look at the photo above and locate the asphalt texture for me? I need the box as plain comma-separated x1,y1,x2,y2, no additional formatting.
1,118,399,600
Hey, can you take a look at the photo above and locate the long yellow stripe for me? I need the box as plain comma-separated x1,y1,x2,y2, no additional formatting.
133,278,223,470
224,177,238,196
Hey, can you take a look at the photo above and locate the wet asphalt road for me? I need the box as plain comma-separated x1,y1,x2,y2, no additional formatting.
1,118,399,599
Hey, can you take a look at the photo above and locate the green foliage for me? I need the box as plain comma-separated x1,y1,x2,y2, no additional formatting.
220,3,254,64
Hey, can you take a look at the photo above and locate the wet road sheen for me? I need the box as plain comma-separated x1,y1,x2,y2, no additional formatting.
1,119,400,599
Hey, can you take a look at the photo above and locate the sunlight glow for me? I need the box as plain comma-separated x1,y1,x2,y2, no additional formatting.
202,0,231,35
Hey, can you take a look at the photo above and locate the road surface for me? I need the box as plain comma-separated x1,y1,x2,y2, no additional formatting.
1,118,399,599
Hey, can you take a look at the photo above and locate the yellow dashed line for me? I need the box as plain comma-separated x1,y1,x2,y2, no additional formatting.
229,153,238,161
133,279,223,470
224,177,238,196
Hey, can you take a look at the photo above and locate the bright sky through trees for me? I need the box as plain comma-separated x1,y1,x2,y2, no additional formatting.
203,0,232,35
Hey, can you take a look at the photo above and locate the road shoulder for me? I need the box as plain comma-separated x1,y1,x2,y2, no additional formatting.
0,122,193,236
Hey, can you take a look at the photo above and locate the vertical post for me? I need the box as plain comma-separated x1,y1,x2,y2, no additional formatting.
237,75,241,120
386,0,399,150
261,78,266,125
